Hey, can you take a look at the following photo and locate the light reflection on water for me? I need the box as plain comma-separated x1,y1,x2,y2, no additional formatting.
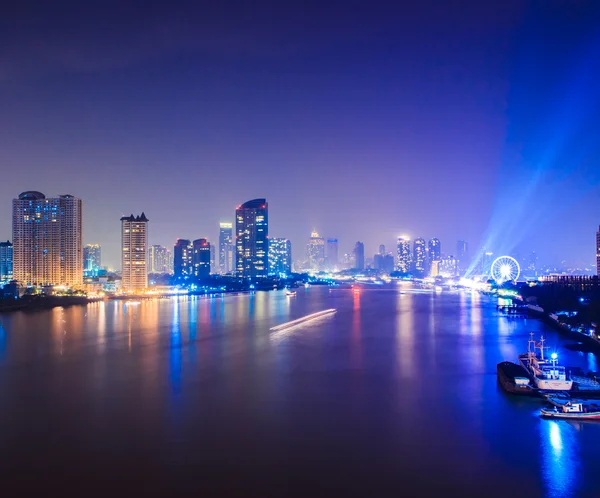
540,420,580,497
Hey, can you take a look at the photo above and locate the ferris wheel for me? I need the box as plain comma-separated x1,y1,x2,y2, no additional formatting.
490,256,520,284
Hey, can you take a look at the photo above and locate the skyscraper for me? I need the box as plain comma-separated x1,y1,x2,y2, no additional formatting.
12,191,83,286
353,241,365,270
192,238,211,279
428,238,441,275
378,244,386,255
413,238,426,276
219,222,234,274
596,226,600,277
326,238,339,271
306,231,325,271
268,237,292,276
236,199,268,281
120,213,148,291
456,240,469,273
0,241,13,282
174,239,192,277
148,245,171,274
397,237,411,273
83,244,101,275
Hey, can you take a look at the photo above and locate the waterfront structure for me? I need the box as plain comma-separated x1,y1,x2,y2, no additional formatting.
397,237,411,273
235,199,268,280
148,245,172,274
353,241,365,270
219,222,234,274
269,237,292,276
174,239,193,277
306,231,325,271
12,191,83,287
192,239,211,279
597,226,600,277
83,244,101,275
326,238,339,271
0,241,13,282
439,255,458,277
413,238,426,276
120,213,148,291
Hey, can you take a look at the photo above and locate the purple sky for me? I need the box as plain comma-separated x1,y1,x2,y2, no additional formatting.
1,1,600,269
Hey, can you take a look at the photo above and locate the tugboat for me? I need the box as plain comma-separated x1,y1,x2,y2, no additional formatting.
541,397,600,420
518,333,573,391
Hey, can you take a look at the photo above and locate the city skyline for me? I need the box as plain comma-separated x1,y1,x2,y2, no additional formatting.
1,2,599,269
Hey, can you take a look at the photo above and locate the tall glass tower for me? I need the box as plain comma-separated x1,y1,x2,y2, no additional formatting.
219,222,234,274
235,199,268,281
413,238,426,275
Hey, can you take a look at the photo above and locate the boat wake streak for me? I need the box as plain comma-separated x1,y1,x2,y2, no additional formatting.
270,309,337,332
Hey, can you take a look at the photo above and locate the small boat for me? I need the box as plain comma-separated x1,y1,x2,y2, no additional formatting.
541,397,600,420
518,333,573,391
285,290,296,297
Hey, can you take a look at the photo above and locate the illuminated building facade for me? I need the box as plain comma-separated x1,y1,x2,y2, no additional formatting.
597,226,600,277
13,191,83,287
219,222,234,274
353,241,365,270
174,239,192,277
83,244,101,275
120,213,148,291
236,199,268,280
413,238,426,276
148,245,172,274
396,237,411,273
326,238,339,271
269,237,292,276
427,238,442,277
192,238,211,279
440,255,458,277
307,231,325,271
0,241,13,282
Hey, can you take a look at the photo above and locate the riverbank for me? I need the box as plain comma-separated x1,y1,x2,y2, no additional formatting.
0,295,93,313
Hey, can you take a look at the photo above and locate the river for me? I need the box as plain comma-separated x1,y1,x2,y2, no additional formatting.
0,283,598,496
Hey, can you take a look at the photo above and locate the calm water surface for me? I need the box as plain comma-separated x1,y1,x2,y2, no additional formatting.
0,284,598,496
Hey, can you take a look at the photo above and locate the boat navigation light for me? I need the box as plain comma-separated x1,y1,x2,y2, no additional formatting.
551,353,557,360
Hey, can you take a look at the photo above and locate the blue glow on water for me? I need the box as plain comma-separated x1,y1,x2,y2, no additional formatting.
540,420,580,497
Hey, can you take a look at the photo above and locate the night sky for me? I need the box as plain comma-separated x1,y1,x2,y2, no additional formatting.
2,1,600,269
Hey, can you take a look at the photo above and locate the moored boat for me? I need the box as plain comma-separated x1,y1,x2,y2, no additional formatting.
518,333,573,391
541,397,600,420
497,361,536,396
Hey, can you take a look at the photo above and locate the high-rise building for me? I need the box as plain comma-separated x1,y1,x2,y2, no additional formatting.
12,191,83,286
326,238,339,271
413,238,426,275
174,239,192,277
0,241,13,282
456,240,468,262
236,199,268,280
440,255,458,277
120,213,149,291
596,226,600,277
428,238,441,264
269,237,292,276
219,222,234,274
353,241,365,270
378,244,386,255
148,245,171,274
306,231,325,271
83,244,101,275
192,238,211,279
397,237,411,273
